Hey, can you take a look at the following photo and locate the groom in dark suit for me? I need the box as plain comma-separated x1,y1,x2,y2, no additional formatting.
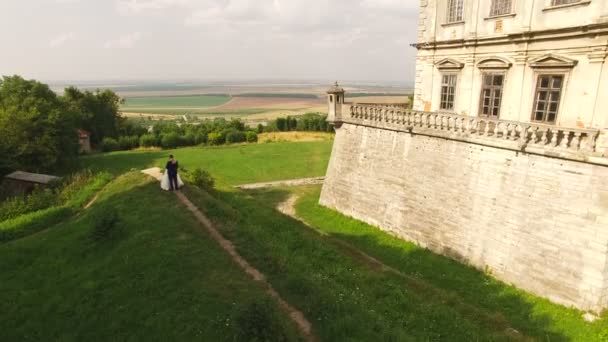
166,155,179,191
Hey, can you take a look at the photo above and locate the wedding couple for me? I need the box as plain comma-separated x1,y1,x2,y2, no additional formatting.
160,155,184,191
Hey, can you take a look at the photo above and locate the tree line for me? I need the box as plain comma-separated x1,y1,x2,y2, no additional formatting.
0,76,126,175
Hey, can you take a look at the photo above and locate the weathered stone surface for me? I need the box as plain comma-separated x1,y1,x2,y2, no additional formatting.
320,123,608,311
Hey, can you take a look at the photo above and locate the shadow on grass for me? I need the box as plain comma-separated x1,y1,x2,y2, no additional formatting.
241,187,576,341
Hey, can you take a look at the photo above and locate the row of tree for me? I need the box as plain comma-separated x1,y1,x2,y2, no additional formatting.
100,118,259,152
0,76,126,174
259,113,334,133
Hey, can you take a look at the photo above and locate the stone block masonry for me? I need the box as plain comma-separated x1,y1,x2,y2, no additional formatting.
320,123,608,312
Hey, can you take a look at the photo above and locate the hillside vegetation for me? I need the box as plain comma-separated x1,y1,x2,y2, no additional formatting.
0,173,301,341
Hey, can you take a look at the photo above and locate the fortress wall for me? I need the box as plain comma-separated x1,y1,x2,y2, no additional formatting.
320,123,608,311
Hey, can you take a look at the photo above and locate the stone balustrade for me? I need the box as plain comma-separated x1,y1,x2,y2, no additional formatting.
340,103,605,164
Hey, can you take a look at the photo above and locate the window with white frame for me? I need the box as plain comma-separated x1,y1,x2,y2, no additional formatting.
490,0,512,16
551,0,581,5
446,0,464,23
440,74,458,110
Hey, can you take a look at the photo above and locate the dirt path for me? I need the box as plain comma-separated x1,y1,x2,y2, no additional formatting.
275,193,528,340
236,177,324,190
141,168,315,341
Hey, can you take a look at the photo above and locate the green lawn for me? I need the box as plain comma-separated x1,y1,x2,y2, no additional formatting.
78,141,333,187
0,173,301,341
248,185,608,341
9,140,608,340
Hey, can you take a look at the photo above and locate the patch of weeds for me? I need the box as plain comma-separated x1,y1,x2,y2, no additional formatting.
233,299,297,342
90,208,123,242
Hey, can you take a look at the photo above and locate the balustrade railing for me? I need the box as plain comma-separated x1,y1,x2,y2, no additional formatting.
346,104,600,156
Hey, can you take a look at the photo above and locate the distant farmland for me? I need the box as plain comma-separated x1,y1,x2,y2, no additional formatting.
120,94,327,120
121,94,232,114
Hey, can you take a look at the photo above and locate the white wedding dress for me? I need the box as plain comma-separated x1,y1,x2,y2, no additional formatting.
160,170,184,191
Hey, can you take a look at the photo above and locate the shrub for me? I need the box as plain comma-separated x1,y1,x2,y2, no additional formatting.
189,168,214,192
161,132,181,149
246,131,258,143
182,133,196,147
257,124,264,134
276,117,288,132
208,132,223,146
91,207,122,241
139,134,158,148
101,137,119,152
233,299,290,342
0,188,57,221
194,132,207,145
118,135,139,150
225,130,247,144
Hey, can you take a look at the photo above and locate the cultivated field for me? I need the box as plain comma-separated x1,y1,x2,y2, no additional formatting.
121,95,232,115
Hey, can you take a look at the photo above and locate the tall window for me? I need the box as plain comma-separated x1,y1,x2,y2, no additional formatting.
440,74,458,110
551,0,581,5
532,75,564,124
479,73,504,118
446,0,464,23
490,0,512,16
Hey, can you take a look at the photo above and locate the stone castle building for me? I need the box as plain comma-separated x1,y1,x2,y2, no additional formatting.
321,0,608,312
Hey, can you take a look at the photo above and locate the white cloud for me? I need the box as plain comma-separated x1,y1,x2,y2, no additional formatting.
103,32,142,48
49,32,77,47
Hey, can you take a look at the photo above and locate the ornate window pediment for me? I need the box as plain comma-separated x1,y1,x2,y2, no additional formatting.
477,57,512,69
529,54,578,68
435,58,465,70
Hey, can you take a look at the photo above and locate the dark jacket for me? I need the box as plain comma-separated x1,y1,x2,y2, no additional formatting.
166,160,179,176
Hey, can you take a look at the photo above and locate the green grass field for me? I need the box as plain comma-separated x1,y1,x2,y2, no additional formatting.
0,173,301,341
4,140,608,341
78,141,333,187
121,95,232,114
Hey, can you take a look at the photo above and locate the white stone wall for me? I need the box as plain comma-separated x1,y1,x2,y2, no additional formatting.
320,123,608,311
414,0,608,130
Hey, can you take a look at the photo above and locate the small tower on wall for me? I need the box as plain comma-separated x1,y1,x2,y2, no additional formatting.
326,82,345,123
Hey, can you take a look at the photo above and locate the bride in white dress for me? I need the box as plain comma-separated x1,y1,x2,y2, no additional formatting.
160,171,184,191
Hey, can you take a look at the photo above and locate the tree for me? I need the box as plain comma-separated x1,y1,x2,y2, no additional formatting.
0,75,79,172
62,87,123,146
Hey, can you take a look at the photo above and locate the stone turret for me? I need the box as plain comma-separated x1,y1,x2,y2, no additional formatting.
326,82,344,123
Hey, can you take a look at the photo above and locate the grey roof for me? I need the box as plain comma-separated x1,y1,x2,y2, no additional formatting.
4,171,61,184
327,81,345,94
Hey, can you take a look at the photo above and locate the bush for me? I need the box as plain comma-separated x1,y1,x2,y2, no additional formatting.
118,135,139,150
208,132,223,146
194,132,207,145
101,138,119,152
139,134,158,148
0,188,57,221
161,132,181,149
91,208,122,241
233,299,291,342
225,130,247,144
246,131,258,143
189,168,214,192
182,133,195,147
257,124,264,134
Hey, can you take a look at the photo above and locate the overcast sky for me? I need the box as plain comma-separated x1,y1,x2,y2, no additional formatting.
0,0,419,83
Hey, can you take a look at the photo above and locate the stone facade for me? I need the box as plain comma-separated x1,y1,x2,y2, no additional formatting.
414,0,608,131
320,0,608,311
321,121,608,311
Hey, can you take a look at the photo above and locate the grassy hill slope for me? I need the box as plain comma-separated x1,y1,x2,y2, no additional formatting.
0,173,300,341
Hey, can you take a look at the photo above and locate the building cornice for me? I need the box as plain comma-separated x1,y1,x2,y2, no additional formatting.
412,22,608,50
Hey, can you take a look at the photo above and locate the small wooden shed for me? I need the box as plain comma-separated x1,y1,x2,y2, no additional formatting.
2,171,61,197
78,129,92,153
